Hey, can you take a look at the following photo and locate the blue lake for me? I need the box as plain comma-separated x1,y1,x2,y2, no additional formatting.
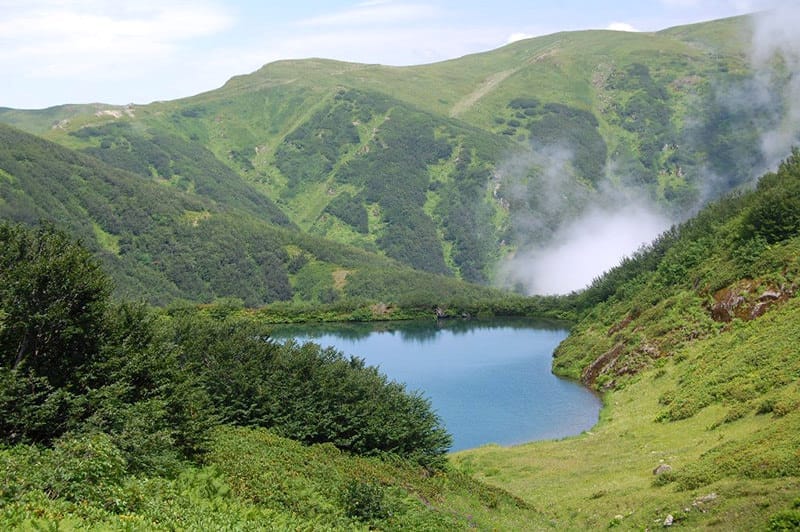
271,319,601,451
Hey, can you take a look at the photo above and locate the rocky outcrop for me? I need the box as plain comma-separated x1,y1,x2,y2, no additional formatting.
607,313,634,336
653,463,672,475
709,280,795,323
581,343,624,386
692,492,718,511
709,286,746,322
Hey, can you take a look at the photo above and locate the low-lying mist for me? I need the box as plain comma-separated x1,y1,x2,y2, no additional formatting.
494,142,673,295
500,205,670,295
497,5,800,297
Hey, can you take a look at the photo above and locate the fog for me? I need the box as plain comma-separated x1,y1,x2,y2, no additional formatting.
751,6,800,167
500,205,669,295
497,6,800,296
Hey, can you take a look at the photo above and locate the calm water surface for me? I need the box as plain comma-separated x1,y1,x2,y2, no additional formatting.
271,319,601,451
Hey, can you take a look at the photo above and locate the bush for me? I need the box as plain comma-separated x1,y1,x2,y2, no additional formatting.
769,498,800,531
42,432,126,508
342,480,389,521
168,313,452,467
0,222,110,391
741,185,800,244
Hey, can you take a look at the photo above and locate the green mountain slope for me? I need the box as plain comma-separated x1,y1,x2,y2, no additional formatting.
0,425,547,530
454,151,800,529
4,14,791,286
0,123,511,309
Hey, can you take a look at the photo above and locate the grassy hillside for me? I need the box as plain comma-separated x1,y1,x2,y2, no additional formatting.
0,425,550,530
0,122,520,311
3,15,789,285
454,152,800,529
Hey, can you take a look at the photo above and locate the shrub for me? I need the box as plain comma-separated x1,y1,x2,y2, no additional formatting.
769,498,800,531
42,432,126,508
342,480,389,521
0,222,110,391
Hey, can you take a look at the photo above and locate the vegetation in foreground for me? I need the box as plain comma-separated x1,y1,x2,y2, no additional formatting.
4,154,800,530
0,425,547,530
0,221,549,529
454,152,800,529
3,151,800,529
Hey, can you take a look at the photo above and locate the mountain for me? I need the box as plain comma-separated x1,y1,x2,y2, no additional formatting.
454,150,800,528
0,123,512,309
1,13,799,529
4,14,795,290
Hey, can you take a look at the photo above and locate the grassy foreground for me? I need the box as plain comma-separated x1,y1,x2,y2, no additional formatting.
454,302,800,529
454,155,800,530
1,425,554,530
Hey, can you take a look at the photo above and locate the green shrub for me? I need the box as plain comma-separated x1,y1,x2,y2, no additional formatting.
42,432,126,508
342,480,389,521
0,222,109,393
768,510,800,531
769,498,800,531
168,313,452,467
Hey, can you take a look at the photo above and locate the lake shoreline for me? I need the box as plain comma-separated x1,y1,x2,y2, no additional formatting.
271,318,601,452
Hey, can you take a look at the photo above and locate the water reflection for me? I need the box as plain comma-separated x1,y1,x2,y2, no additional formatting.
270,317,568,343
270,318,600,451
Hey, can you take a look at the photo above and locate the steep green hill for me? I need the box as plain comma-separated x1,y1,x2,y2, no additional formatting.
0,123,512,309
4,15,791,286
454,151,800,529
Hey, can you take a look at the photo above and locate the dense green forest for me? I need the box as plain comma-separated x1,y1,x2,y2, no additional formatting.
0,222,547,528
0,122,541,316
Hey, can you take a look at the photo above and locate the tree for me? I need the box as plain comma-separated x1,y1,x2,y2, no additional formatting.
0,222,110,389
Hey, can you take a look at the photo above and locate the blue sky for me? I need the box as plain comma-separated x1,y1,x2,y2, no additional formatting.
0,0,769,109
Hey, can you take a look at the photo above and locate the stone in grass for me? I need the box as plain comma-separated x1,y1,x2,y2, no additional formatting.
653,463,673,475
664,514,674,526
692,492,719,512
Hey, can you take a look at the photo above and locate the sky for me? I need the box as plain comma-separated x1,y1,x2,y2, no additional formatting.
0,0,768,109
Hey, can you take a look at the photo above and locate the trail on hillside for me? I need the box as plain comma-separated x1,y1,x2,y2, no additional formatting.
449,68,519,118
449,43,561,118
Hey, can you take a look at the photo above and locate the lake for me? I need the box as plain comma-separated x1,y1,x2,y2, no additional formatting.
270,319,601,451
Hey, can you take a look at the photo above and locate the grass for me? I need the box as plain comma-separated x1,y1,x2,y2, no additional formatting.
454,297,800,530
91,221,120,255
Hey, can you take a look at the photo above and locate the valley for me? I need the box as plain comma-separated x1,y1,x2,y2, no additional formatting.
0,11,799,530
3,15,792,299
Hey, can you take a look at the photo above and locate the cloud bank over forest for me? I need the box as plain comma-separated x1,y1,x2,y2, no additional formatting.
498,4,800,296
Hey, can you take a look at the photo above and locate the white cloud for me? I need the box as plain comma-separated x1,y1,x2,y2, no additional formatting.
502,206,670,295
506,32,534,44
0,1,233,80
606,22,640,32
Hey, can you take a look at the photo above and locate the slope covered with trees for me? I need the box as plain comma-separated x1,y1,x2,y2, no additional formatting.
454,152,800,529
0,222,550,529
3,15,793,287
0,123,524,311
